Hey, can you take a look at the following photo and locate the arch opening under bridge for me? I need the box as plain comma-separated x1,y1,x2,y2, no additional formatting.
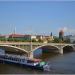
32,45,60,59
63,45,74,54
0,45,28,56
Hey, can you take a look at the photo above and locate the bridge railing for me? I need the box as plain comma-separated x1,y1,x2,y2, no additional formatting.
0,42,74,45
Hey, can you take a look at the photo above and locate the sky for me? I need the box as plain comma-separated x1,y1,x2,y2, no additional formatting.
0,1,75,36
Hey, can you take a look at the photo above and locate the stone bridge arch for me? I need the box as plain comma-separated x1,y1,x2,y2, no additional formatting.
0,45,28,56
30,44,61,59
62,45,75,53
29,44,75,59
32,44,60,52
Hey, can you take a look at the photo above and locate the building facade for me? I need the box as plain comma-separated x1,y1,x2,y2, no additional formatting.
59,30,64,41
64,35,75,43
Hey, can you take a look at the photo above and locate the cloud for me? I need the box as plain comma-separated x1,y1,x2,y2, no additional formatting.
58,27,68,32
59,27,75,34
63,27,68,32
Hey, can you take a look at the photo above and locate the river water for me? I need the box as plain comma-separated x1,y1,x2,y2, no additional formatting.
0,50,75,74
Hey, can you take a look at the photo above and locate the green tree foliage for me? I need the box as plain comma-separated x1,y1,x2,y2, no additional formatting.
0,37,31,42
53,37,60,43
63,39,70,43
38,39,43,43
0,38,6,41
32,39,37,42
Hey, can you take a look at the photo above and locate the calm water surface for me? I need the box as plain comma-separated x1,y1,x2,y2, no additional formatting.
0,51,75,74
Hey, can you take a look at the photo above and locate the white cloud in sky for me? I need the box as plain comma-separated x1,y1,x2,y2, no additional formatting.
58,27,75,35
63,27,68,32
58,27,68,32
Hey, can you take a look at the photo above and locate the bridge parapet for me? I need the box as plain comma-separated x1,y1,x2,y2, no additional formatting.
0,42,75,51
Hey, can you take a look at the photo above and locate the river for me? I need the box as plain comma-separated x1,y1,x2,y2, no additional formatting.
0,50,75,74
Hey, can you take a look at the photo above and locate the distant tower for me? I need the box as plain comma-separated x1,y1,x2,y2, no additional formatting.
50,32,52,36
59,30,64,41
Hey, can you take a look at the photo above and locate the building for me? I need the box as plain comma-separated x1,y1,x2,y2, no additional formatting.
8,34,37,41
0,34,6,38
9,34,25,39
0,33,54,42
36,34,54,43
70,35,75,43
24,35,36,40
64,35,75,43
59,30,64,41
36,35,43,40
31,35,36,39
50,32,53,36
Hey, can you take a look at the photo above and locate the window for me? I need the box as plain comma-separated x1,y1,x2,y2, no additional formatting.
27,60,34,63
22,59,25,62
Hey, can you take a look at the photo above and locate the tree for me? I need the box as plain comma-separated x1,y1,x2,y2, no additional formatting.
0,37,6,41
53,37,60,43
38,38,43,43
32,39,37,42
63,39,70,43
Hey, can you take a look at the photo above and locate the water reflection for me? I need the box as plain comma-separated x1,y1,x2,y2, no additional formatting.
33,48,59,61
0,48,75,74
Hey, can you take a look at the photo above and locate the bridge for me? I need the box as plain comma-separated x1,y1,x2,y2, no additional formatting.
0,42,75,59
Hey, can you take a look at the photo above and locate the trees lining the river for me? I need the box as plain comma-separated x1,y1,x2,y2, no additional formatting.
0,37,71,43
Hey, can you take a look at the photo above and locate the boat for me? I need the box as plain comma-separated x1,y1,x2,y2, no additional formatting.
0,53,50,71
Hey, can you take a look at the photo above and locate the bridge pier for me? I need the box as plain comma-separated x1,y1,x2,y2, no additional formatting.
72,45,75,51
29,51,34,59
59,48,63,54
58,46,63,54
